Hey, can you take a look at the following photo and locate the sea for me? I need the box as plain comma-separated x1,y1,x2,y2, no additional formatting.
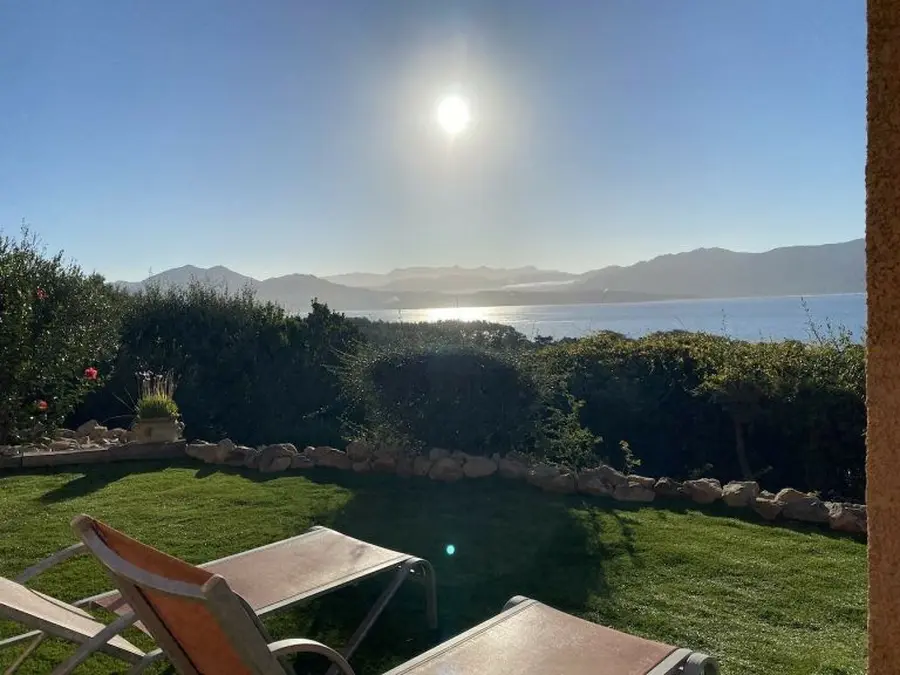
344,293,867,342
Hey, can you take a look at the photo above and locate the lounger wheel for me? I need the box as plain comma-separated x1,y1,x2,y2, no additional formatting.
682,652,719,675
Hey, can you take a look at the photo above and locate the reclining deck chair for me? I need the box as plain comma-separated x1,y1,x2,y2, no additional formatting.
70,514,720,675
2,525,436,674
92,525,437,658
0,543,156,675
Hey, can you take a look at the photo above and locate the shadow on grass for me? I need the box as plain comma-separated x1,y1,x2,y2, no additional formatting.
14,461,862,674
37,459,199,504
266,471,624,673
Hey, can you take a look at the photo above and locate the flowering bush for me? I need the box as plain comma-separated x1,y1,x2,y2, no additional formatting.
0,229,124,443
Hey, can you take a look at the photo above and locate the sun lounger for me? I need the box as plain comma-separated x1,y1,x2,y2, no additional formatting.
70,514,720,675
2,525,436,674
0,543,157,675
93,525,437,659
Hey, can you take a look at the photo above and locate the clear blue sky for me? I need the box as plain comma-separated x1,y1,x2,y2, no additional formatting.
0,1,865,281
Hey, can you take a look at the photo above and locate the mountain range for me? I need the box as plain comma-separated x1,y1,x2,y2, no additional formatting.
115,238,865,312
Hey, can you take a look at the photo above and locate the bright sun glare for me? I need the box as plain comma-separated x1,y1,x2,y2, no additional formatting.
436,95,472,136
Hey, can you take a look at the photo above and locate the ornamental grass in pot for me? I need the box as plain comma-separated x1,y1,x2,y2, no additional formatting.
132,371,184,443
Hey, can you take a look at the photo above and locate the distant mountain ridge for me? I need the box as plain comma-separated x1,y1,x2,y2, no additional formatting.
115,265,386,313
114,238,864,311
577,239,865,298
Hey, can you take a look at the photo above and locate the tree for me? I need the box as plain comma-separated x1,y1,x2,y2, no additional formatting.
0,229,122,443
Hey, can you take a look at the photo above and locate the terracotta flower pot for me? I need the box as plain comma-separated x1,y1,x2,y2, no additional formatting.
132,417,184,443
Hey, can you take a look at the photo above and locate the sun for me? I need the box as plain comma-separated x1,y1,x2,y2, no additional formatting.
435,94,472,136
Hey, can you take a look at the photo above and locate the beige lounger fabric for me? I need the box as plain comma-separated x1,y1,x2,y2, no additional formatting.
0,575,144,661
94,527,410,617
383,598,676,675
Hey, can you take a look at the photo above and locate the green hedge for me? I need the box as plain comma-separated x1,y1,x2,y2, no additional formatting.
337,341,596,465
540,330,866,500
73,284,358,448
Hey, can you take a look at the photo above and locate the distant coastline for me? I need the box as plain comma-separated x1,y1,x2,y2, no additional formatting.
115,238,865,314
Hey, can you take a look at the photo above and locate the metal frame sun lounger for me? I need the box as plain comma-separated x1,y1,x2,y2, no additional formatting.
70,514,720,675
2,525,436,674
93,525,437,661
0,543,155,675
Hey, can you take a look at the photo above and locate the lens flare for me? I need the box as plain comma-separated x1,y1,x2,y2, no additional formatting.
445,544,456,556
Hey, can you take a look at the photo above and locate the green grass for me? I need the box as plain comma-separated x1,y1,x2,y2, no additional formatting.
0,461,866,675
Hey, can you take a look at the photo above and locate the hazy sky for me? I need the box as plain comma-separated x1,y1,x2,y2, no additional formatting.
1,1,865,281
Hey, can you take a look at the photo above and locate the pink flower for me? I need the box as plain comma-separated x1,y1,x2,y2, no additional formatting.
84,367,99,381
36,288,47,300
36,400,48,412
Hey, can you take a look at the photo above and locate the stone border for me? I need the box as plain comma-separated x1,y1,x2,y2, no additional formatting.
0,441,187,469
184,439,867,536
1,427,866,536
0,420,187,470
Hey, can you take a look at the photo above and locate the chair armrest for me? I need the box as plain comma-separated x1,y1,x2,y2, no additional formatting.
15,543,87,583
268,639,356,675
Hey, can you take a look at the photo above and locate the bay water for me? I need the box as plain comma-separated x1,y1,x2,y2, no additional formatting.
345,293,866,342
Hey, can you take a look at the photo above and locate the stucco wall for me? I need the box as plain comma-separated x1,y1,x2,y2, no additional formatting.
867,1,900,672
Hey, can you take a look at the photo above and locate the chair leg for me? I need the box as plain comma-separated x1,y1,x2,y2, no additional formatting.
48,612,138,675
349,563,411,655
411,558,438,629
324,561,418,675
3,633,45,675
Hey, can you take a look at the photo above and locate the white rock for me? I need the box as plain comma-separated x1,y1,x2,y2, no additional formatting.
498,456,529,480
76,420,101,436
346,440,372,463
258,444,298,473
752,497,782,521
826,502,867,534
428,457,464,482
722,481,761,508
683,478,723,504
412,456,433,477
463,456,498,478
309,446,352,470
429,447,451,462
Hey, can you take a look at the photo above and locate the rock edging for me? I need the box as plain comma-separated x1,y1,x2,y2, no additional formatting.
0,420,186,468
184,438,867,537
4,428,864,537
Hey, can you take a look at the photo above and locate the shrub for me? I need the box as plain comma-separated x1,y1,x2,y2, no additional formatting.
542,329,866,500
136,395,180,420
73,285,358,447
0,229,123,443
540,331,732,477
339,340,600,464
349,318,532,350
135,372,179,420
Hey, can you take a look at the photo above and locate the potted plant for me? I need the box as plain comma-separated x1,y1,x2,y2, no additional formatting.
131,371,184,443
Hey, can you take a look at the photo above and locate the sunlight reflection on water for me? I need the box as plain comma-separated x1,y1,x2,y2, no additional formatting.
423,306,496,323
345,294,867,343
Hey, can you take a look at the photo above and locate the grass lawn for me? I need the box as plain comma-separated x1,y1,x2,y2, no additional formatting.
0,461,866,675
